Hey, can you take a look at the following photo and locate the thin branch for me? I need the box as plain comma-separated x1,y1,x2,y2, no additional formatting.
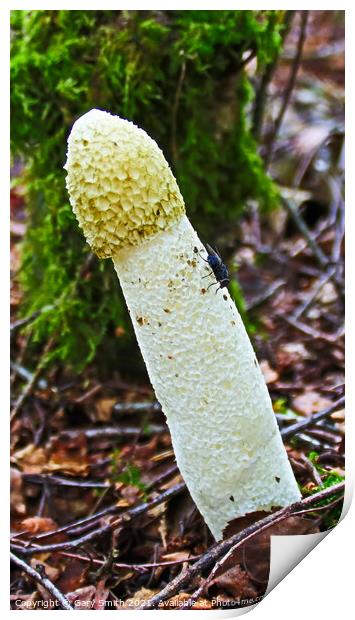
139,482,344,609
10,552,73,610
10,337,55,423
276,310,343,344
281,197,329,268
171,60,186,164
281,396,345,440
292,267,337,320
246,279,286,311
10,306,54,333
265,10,309,167
57,550,201,572
252,11,295,141
59,423,166,441
23,465,179,542
11,481,186,556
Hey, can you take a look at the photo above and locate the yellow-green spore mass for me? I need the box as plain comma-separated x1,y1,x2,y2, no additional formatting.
65,109,185,258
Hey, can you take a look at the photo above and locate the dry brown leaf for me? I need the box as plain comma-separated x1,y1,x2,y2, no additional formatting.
259,360,279,384
316,281,338,304
161,551,192,562
292,391,333,415
10,467,26,515
21,517,57,535
93,578,110,610
95,397,116,422
121,587,158,609
56,559,90,595
12,445,48,474
66,586,96,608
209,564,258,600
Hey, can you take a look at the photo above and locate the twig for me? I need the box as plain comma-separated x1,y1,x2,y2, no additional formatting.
292,267,336,319
265,11,309,167
252,11,295,141
171,59,186,164
57,550,201,572
10,306,54,333
298,454,323,486
10,337,55,423
10,552,73,610
113,400,161,414
23,465,179,542
246,279,285,311
139,482,344,609
23,474,111,489
281,396,345,440
11,481,186,556
59,423,166,441
276,310,343,344
281,197,328,267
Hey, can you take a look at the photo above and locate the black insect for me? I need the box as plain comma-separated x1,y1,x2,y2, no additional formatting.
200,244,230,292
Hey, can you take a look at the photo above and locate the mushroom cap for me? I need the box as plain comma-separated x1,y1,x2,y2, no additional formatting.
65,109,185,258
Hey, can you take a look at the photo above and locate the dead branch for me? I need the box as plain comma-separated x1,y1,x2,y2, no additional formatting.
139,481,344,609
281,197,328,268
281,396,345,440
10,552,73,610
10,337,55,423
11,481,186,556
252,10,295,141
265,11,309,167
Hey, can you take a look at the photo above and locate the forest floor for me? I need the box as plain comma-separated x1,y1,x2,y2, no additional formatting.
10,11,345,611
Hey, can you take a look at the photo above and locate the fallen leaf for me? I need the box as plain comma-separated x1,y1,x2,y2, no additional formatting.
10,467,26,515
93,579,109,610
95,397,116,422
20,517,57,535
12,445,48,474
259,360,279,384
66,586,96,608
209,565,257,600
121,587,158,609
316,281,337,304
292,391,333,415
56,560,90,594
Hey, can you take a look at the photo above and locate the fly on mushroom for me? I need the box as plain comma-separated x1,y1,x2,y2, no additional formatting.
200,244,230,292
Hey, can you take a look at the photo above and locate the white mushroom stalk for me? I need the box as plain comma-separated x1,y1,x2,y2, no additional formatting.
65,109,301,541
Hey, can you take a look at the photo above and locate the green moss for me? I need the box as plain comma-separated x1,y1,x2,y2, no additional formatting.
301,455,345,529
11,10,287,370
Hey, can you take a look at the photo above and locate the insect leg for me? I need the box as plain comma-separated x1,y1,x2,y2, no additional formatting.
207,281,218,291
202,272,214,279
198,250,209,263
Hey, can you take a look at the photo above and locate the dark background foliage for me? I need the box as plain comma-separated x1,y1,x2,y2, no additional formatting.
11,9,286,370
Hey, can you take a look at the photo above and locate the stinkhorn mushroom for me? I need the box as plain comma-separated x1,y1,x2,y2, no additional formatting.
65,109,301,541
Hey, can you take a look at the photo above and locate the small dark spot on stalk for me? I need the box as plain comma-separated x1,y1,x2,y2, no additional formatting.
201,288,206,294
163,308,171,313
223,294,227,301
275,476,281,483
229,495,235,502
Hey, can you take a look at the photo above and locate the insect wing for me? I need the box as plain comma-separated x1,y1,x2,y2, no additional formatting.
205,243,222,264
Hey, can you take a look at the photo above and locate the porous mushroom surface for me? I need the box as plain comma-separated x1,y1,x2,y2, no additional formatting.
66,109,301,541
